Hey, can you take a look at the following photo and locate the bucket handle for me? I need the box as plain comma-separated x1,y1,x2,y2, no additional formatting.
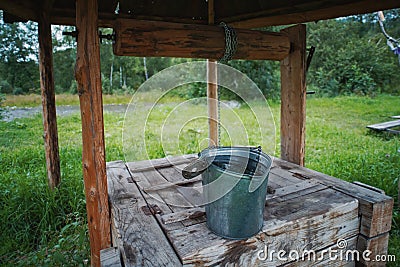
182,158,209,179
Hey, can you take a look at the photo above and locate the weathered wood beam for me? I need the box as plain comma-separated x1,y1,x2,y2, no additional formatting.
0,1,38,22
207,0,218,147
280,24,307,166
38,2,60,190
75,0,111,266
229,0,400,28
113,19,290,61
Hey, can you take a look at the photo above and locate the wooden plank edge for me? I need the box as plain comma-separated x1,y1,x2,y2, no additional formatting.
356,233,391,266
100,247,122,267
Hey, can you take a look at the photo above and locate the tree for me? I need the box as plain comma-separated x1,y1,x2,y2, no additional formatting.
0,11,40,94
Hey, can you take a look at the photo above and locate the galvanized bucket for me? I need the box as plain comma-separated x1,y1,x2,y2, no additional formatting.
182,146,272,239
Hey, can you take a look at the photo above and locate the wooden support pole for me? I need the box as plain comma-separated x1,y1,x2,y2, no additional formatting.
207,0,218,147
75,0,111,265
280,24,307,166
38,4,61,189
113,19,290,61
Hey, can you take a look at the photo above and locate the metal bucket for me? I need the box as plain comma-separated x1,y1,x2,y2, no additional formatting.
183,146,272,239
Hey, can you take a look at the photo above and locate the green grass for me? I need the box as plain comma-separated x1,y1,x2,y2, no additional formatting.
0,94,399,266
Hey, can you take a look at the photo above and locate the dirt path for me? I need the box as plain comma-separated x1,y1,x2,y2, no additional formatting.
1,104,128,122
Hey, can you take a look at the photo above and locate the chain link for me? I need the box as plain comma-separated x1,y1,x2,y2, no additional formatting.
219,22,238,63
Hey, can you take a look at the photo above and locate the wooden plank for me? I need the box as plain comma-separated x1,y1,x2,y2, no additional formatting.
75,0,110,265
113,19,291,61
157,165,204,207
168,188,359,266
352,181,385,195
280,24,307,166
283,236,358,267
161,207,205,225
100,247,121,267
160,179,325,225
106,161,181,266
367,120,400,131
127,154,196,173
143,176,202,193
391,115,400,119
273,157,394,237
125,167,185,232
356,233,390,267
38,2,61,190
229,0,400,29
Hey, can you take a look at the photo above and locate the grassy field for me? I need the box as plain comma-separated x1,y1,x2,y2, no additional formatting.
0,94,399,266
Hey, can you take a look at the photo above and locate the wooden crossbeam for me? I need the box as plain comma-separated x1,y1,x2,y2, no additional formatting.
113,19,290,61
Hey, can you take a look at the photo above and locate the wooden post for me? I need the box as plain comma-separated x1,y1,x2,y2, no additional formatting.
75,0,111,265
38,4,61,189
280,24,307,166
207,0,218,147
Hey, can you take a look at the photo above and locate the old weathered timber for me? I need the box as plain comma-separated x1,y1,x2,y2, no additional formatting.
280,24,307,166
38,2,61,189
75,0,110,265
106,161,181,266
113,19,290,60
105,154,393,267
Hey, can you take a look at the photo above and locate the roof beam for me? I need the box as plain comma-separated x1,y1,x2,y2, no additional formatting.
0,0,38,22
227,0,400,28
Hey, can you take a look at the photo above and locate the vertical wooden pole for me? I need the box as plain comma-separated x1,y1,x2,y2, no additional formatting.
280,24,307,166
75,0,111,265
38,5,61,189
207,0,219,147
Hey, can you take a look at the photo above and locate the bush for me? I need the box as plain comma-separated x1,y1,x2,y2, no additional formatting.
0,80,12,94
12,87,24,95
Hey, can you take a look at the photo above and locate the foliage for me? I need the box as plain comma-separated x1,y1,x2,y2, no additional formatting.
307,13,400,96
1,10,399,98
0,11,40,94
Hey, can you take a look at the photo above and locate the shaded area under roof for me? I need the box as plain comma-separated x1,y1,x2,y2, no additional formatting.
1,0,399,28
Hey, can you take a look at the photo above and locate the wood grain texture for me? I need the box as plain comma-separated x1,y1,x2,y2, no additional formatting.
100,247,121,267
356,233,390,267
75,0,110,265
107,161,181,266
38,3,61,189
127,154,196,173
229,0,400,29
273,157,393,238
167,188,359,266
280,24,307,166
113,19,290,60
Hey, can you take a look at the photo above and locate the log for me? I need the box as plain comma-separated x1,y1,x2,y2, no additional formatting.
280,24,307,166
75,0,111,265
38,2,61,189
113,19,290,61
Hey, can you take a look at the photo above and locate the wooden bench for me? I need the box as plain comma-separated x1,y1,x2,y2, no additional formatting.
367,120,400,134
104,155,393,266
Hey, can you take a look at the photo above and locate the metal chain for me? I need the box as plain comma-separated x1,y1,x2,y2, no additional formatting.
219,22,238,63
216,22,237,146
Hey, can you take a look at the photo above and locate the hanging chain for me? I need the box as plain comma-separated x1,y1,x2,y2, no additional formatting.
215,22,238,146
219,22,238,63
